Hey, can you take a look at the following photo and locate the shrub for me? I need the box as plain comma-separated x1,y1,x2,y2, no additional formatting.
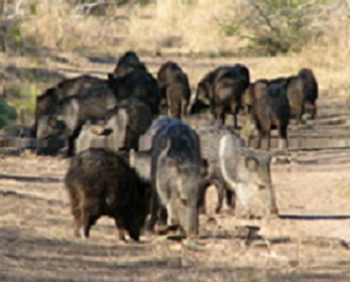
220,0,331,56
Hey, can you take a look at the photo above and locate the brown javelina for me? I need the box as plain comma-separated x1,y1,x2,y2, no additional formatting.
157,61,191,119
64,147,152,241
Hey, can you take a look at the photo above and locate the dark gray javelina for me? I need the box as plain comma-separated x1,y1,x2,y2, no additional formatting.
35,75,108,155
149,121,203,236
219,134,278,219
130,117,206,237
64,147,152,241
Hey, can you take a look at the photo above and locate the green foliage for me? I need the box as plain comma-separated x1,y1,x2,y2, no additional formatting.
221,0,330,56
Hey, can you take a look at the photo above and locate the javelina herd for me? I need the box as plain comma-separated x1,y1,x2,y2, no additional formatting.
5,50,320,241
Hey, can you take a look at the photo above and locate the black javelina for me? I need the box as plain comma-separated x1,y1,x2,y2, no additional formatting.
108,70,161,116
241,82,290,150
287,68,318,124
188,64,250,128
64,148,152,241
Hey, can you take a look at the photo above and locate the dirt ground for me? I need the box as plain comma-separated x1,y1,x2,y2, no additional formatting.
1,54,350,281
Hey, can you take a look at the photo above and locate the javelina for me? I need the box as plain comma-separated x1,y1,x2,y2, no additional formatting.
113,50,148,77
35,75,106,136
188,64,250,128
131,117,205,237
38,83,117,156
241,82,290,150
287,68,318,124
108,70,161,116
35,75,108,155
194,125,240,214
157,61,191,119
64,148,152,241
241,79,269,114
148,121,204,236
219,134,278,219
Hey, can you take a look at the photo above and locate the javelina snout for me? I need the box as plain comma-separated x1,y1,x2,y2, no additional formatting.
64,148,152,241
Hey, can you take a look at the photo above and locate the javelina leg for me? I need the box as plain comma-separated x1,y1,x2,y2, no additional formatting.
220,111,226,125
233,113,238,129
311,103,317,120
114,218,127,241
278,126,288,150
67,135,76,157
296,104,305,126
78,209,98,239
181,101,188,118
198,179,210,215
156,207,168,234
125,215,141,242
225,188,235,211
266,131,271,151
215,182,225,214
145,191,160,233
256,132,263,149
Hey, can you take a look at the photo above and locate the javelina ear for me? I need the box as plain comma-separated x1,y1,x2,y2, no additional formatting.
245,156,258,171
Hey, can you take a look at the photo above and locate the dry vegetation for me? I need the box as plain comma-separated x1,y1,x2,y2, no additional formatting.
0,0,349,112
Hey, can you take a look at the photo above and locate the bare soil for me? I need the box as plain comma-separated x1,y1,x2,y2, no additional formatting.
1,54,350,282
